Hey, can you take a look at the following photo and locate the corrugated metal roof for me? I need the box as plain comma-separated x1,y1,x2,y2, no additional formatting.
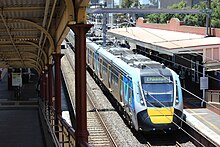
0,0,74,74
108,27,220,50
108,27,220,70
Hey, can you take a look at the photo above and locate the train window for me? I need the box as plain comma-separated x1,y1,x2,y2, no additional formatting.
87,49,91,64
92,52,94,69
142,83,174,107
111,67,118,85
95,52,99,74
128,84,133,104
102,59,108,73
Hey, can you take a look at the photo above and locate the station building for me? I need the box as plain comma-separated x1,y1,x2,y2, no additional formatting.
108,17,220,110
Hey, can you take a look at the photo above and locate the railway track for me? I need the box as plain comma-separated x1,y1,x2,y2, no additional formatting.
86,86,117,147
62,42,203,147
64,50,117,146
138,129,195,147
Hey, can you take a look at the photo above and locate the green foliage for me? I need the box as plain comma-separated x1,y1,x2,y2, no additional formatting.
122,0,140,8
149,0,158,6
144,0,220,28
211,0,220,28
145,1,189,23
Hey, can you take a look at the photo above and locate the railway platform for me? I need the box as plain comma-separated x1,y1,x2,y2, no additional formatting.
184,108,220,146
0,74,47,146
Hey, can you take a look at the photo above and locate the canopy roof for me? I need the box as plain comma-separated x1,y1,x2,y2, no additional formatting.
108,27,220,71
0,0,89,74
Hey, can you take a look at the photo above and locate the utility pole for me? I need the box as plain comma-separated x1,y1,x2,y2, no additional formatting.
102,13,107,47
206,0,211,36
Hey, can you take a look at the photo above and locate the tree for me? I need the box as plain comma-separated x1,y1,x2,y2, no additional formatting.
122,0,140,8
149,0,158,7
144,0,220,28
211,0,220,28
145,1,190,23
184,1,206,27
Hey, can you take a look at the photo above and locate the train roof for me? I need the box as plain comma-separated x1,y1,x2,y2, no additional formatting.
107,46,164,70
87,39,171,76
107,47,132,56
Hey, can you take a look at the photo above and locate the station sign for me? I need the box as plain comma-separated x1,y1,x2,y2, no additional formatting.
200,77,208,90
12,73,22,87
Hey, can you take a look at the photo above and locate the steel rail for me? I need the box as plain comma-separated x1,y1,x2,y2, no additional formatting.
65,49,118,146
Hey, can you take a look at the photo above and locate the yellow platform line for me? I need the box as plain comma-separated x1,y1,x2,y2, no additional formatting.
187,108,220,133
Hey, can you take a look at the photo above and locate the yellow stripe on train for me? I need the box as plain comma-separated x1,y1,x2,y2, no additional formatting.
147,108,174,124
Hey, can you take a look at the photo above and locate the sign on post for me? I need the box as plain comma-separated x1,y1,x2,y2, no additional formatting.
200,77,208,90
12,73,22,87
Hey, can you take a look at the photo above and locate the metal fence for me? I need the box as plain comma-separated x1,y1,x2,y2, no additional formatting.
39,100,76,147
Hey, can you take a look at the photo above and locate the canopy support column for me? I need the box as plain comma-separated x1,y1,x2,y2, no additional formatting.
53,53,62,139
69,24,93,146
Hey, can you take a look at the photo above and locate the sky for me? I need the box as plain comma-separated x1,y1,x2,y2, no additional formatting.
114,0,149,5
140,0,150,4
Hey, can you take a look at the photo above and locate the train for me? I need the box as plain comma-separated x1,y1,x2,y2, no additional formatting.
86,38,184,132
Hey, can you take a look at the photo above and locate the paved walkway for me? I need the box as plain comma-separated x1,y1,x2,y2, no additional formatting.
0,73,46,147
0,108,45,147
184,108,220,146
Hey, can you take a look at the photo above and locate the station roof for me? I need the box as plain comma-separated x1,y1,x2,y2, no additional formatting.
0,0,88,74
108,27,220,71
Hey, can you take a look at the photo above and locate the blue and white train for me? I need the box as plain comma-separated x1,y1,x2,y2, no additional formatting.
86,39,184,132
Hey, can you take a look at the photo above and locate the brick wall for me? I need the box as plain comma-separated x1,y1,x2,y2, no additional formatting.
136,17,220,37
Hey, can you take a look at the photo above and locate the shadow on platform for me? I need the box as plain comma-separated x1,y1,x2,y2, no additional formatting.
0,73,46,147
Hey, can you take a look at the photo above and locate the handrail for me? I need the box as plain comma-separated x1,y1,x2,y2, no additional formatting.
207,90,220,93
39,100,60,147
39,100,77,146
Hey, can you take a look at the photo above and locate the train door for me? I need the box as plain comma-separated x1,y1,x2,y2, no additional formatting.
92,52,95,70
124,76,135,112
107,64,111,89
99,58,103,79
123,76,129,104
94,52,99,75
118,74,123,102
87,49,90,65
128,81,135,111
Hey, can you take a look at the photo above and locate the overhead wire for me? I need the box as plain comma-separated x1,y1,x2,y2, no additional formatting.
125,25,220,74
138,49,220,82
104,33,220,112
85,46,209,146
66,30,220,146
70,29,220,113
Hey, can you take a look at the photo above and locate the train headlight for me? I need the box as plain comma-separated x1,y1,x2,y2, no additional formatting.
140,99,144,105
175,99,179,105
175,96,179,105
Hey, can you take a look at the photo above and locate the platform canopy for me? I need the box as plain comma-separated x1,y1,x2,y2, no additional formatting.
0,0,89,74
108,27,220,71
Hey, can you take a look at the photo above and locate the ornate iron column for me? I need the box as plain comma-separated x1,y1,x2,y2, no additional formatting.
69,24,93,146
54,53,62,116
48,64,53,107
7,68,12,90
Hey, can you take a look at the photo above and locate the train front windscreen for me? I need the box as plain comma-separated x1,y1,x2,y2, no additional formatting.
141,76,174,107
